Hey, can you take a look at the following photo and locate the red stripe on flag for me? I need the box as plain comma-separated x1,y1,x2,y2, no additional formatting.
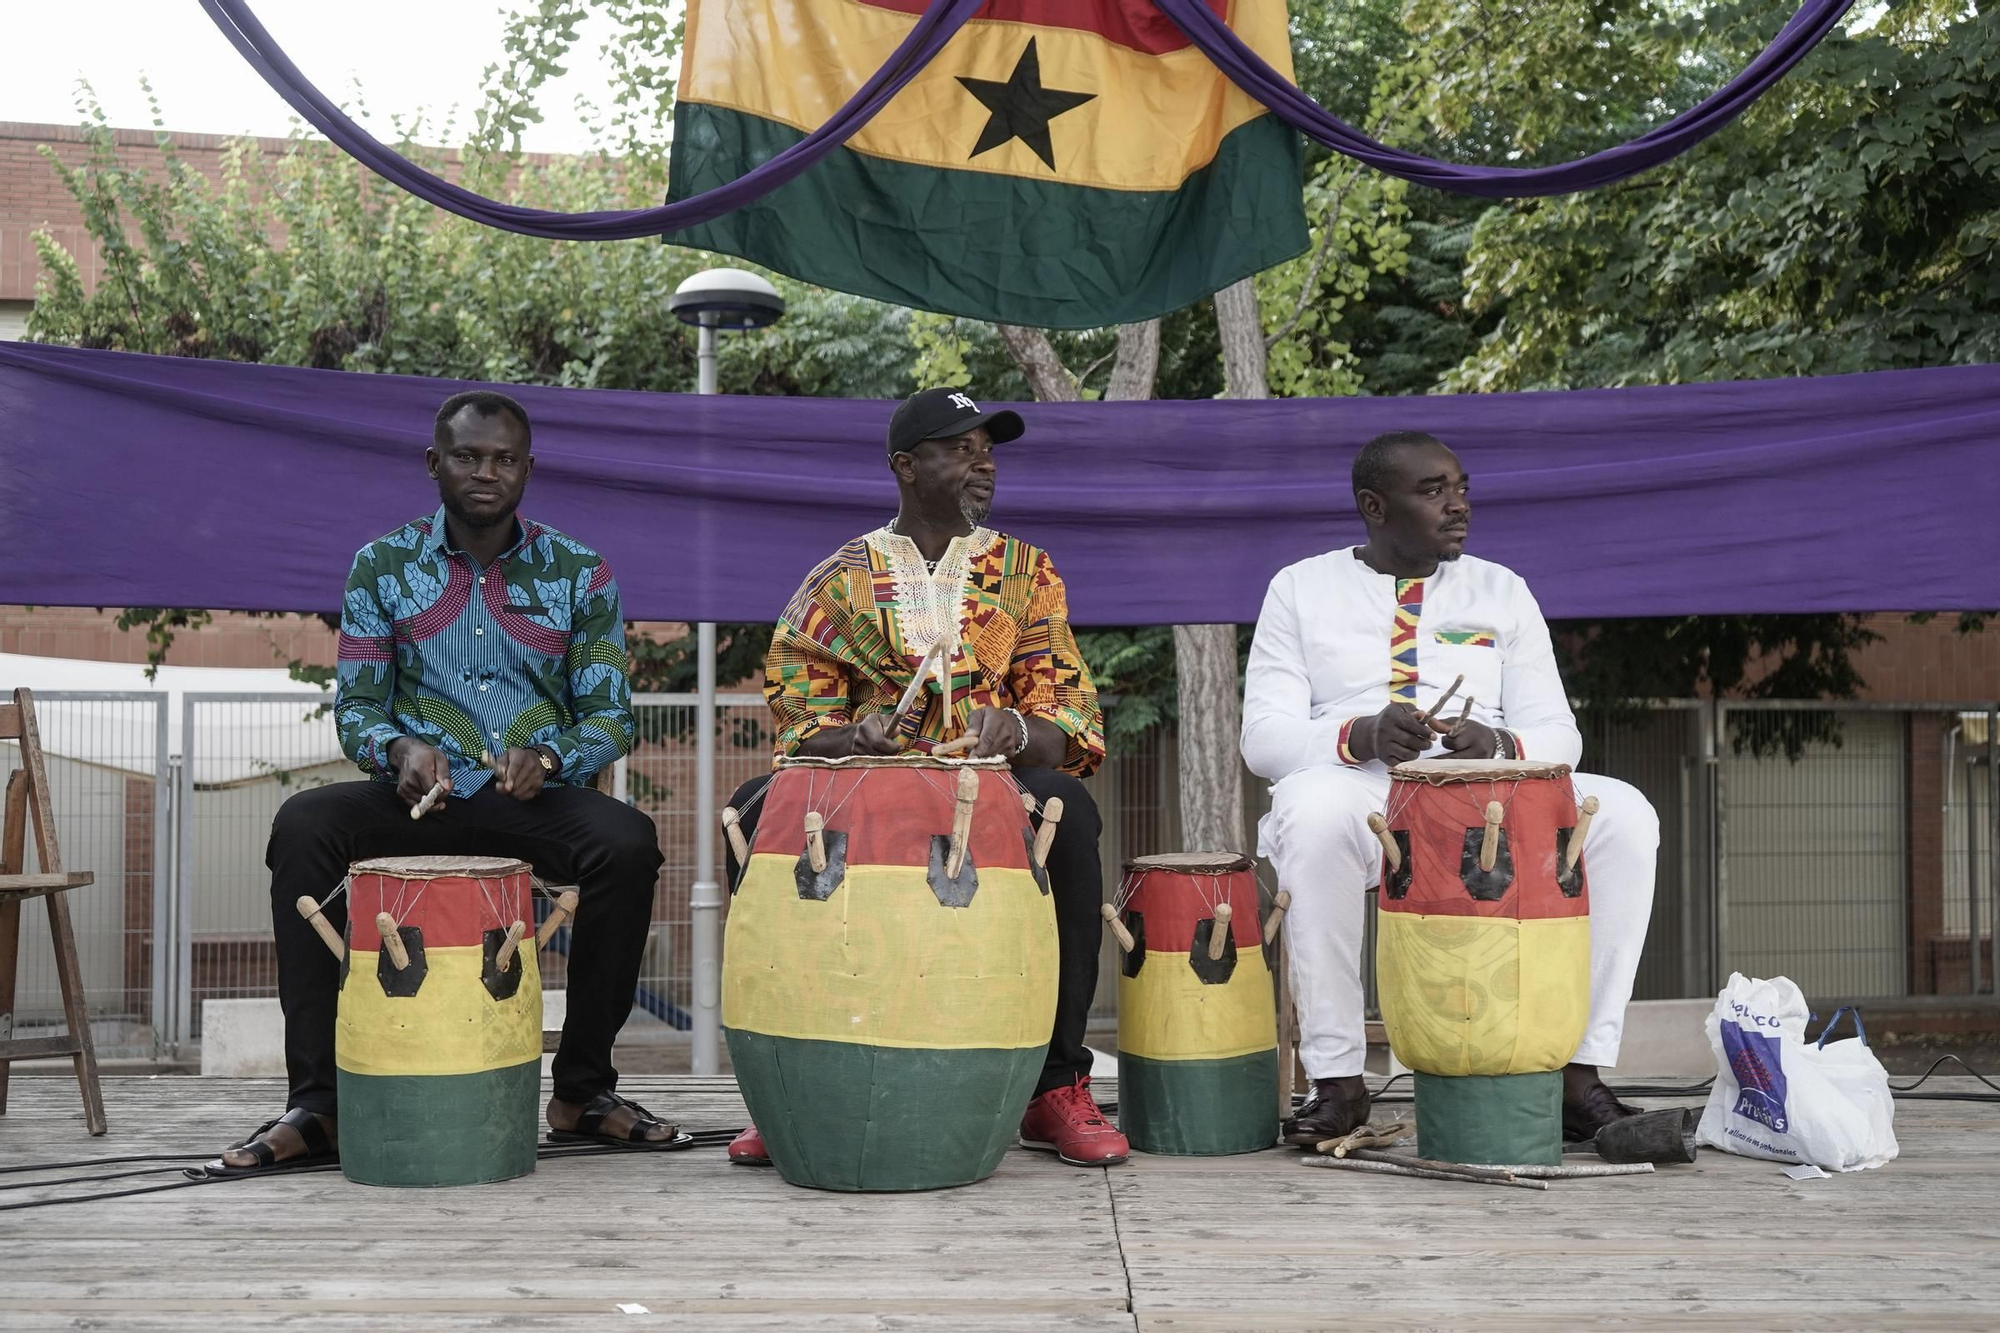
855,0,1229,56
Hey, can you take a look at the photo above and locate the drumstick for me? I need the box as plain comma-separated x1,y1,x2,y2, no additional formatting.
1564,795,1601,871
804,811,828,873
1480,801,1505,872
295,895,345,961
1416,673,1465,726
1031,796,1064,869
1100,902,1135,952
945,768,979,878
721,807,749,863
535,889,580,947
494,919,527,973
933,732,980,757
374,912,411,970
894,640,949,720
409,780,447,821
1437,696,1476,736
1261,889,1292,944
1366,813,1401,872
1207,902,1233,961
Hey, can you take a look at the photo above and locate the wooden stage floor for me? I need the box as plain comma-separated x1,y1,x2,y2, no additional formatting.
2,1074,1997,1331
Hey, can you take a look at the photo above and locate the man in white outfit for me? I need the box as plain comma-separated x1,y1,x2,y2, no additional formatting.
1240,431,1659,1145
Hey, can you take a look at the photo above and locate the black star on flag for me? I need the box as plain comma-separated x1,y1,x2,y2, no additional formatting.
956,38,1095,172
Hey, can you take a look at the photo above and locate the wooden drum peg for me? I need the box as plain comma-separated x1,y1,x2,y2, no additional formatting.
804,811,829,873
1566,795,1601,871
946,767,980,878
1031,796,1064,869
296,895,345,962
1208,901,1234,961
495,919,527,973
1262,889,1292,944
721,806,749,863
536,888,579,947
1100,902,1136,952
1366,813,1401,872
1021,791,1038,816
375,912,411,970
1480,800,1505,872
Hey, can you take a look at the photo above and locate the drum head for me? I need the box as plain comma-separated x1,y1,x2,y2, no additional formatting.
777,754,1009,771
1390,757,1571,784
350,855,532,877
1123,851,1253,874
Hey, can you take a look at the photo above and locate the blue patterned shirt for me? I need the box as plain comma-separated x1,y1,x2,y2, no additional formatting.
334,506,634,796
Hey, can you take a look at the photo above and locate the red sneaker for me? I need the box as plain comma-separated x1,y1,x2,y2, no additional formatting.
727,1123,770,1166
1019,1077,1129,1166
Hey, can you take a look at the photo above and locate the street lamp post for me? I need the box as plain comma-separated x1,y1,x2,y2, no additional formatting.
668,267,784,1077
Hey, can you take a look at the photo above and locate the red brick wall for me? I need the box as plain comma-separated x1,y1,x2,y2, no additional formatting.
1852,614,2000,704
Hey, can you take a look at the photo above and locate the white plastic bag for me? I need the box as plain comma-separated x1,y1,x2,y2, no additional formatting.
1695,973,1898,1172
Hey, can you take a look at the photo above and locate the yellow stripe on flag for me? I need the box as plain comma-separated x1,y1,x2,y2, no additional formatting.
1375,913,1591,1077
1117,945,1276,1063
680,0,1295,192
724,855,1057,1051
335,946,542,1077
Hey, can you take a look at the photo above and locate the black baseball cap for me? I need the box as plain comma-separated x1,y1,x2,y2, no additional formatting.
886,388,1025,456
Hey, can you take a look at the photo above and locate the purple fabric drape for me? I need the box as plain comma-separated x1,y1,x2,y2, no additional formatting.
194,0,986,241
197,0,1853,245
3,341,1995,625
1154,0,1854,197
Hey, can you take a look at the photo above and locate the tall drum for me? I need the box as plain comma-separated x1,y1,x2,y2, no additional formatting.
335,855,542,1187
1375,759,1591,1166
724,756,1057,1192
1114,853,1278,1155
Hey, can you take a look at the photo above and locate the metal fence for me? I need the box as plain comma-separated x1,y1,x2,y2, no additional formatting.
4,693,1994,1062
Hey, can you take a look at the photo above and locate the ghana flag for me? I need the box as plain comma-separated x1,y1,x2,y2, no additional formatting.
667,1,1308,329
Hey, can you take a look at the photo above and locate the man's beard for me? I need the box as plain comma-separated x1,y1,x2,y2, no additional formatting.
959,493,992,525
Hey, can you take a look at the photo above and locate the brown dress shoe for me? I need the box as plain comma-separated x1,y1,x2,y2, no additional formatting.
1562,1076,1642,1142
1283,1076,1372,1146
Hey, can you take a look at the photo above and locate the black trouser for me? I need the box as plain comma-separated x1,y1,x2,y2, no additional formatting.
726,766,1102,1097
268,780,664,1114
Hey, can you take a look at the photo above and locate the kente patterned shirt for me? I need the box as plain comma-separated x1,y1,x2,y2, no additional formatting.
335,505,635,796
765,525,1105,778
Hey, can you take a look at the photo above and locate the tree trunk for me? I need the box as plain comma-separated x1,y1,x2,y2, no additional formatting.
1175,277,1267,854
996,324,1080,402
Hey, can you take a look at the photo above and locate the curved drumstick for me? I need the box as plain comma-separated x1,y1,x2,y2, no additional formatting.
409,780,448,821
894,640,949,720
1416,674,1465,727
932,732,980,757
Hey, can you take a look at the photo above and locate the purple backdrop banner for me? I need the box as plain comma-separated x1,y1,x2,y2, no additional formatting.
1,341,1994,625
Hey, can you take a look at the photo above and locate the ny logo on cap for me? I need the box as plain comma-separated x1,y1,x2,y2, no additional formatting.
948,392,978,412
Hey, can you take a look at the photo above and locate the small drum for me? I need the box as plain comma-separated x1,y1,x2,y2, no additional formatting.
335,855,542,1187
1114,853,1278,1155
1375,759,1592,1166
723,755,1057,1191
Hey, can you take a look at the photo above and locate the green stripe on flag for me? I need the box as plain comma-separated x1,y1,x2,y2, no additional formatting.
1117,1048,1279,1156
667,104,1307,330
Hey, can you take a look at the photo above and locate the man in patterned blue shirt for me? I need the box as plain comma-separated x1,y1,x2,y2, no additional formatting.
211,391,675,1174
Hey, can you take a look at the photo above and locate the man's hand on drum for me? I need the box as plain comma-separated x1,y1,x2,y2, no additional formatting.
491,746,555,801
963,706,1027,761
1436,716,1500,759
848,714,904,756
1352,702,1434,765
388,738,452,810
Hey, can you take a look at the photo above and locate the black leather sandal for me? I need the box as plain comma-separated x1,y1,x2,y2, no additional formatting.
196,1107,338,1177
547,1090,694,1151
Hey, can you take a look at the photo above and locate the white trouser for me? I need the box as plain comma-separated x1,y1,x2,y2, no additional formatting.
1259,765,1659,1078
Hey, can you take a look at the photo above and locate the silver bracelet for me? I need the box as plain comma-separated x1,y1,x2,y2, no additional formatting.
1004,708,1030,757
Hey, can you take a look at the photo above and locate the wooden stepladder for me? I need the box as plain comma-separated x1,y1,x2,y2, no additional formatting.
0,687,106,1135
